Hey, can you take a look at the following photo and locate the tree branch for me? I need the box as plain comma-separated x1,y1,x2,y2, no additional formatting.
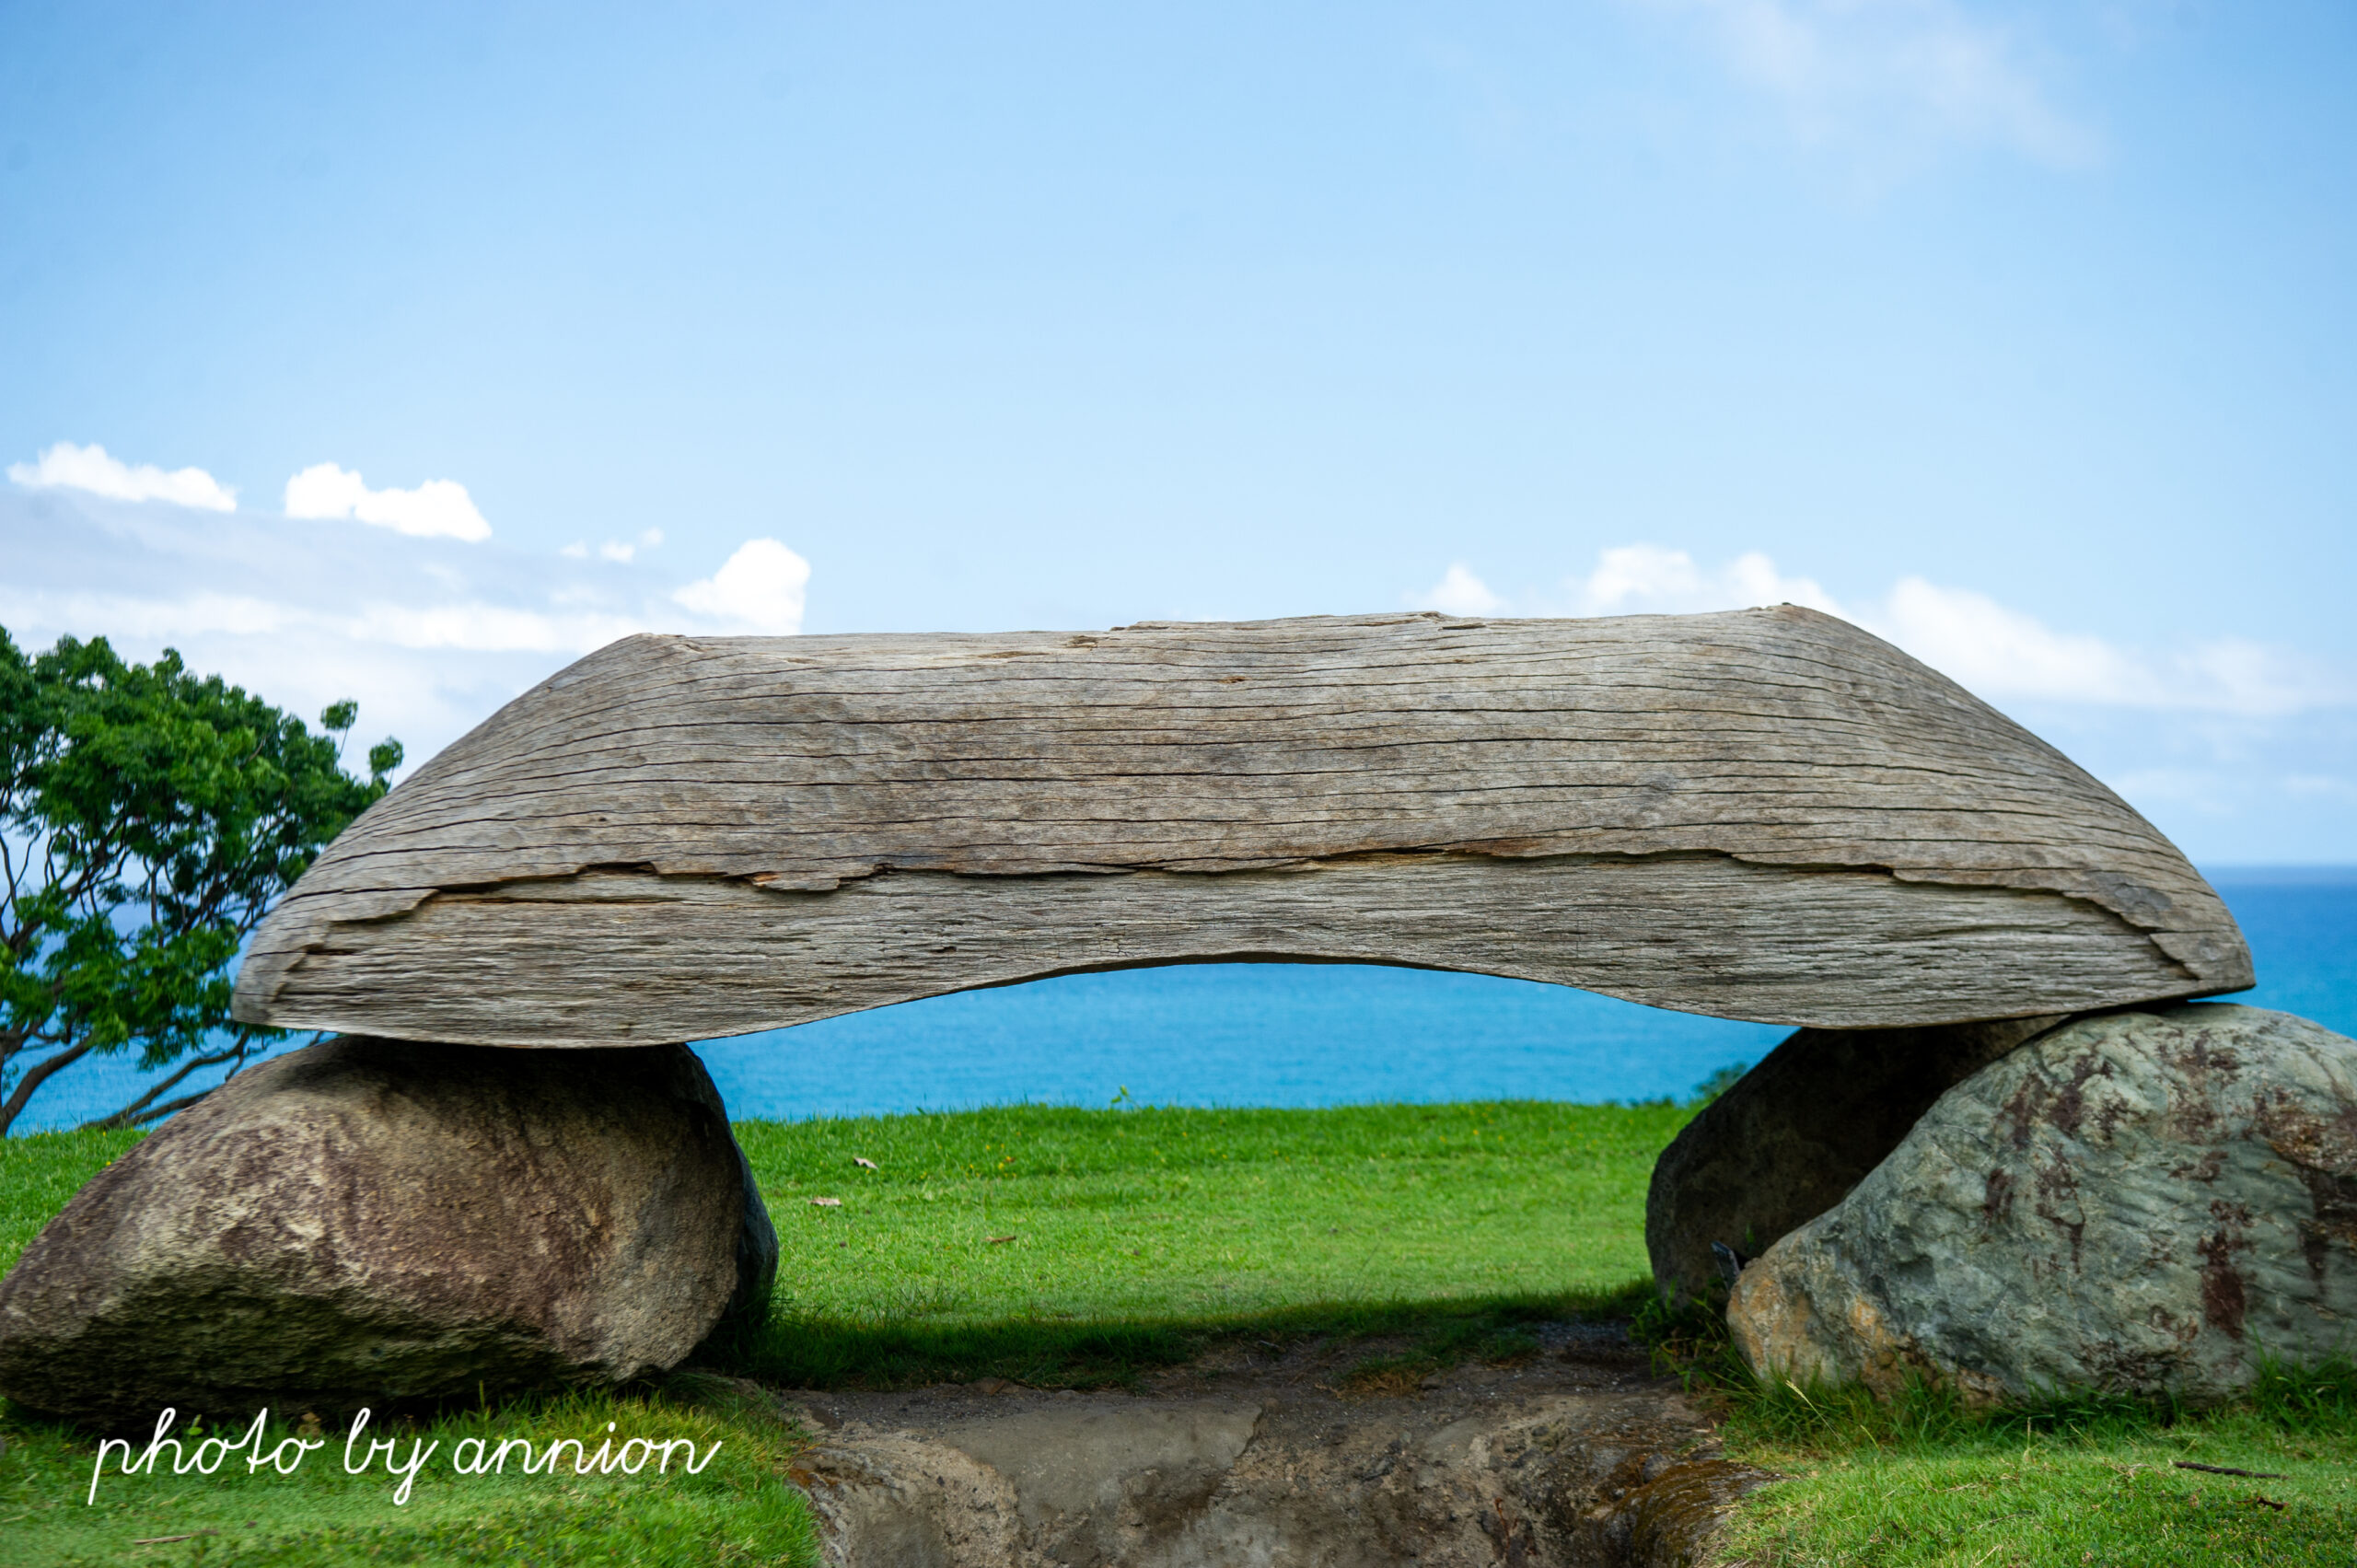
81,1040,254,1131
115,1087,221,1127
0,1036,98,1135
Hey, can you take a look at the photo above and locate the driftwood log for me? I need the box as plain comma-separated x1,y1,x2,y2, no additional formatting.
232,609,2249,1046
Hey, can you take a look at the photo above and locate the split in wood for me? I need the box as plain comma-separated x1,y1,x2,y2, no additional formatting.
233,610,2251,1046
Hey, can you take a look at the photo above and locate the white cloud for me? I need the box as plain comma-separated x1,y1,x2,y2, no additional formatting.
673,539,810,634
1875,577,2348,716
7,441,237,511
566,528,665,563
1408,563,1506,616
1640,0,2101,171
1411,543,2349,724
1875,575,2149,703
0,586,644,660
284,462,492,542
2177,639,2348,722
343,603,662,655
2,485,816,779
1565,544,1841,616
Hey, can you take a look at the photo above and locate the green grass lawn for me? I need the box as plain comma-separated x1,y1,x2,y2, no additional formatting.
1733,1433,2357,1567
732,1099,1678,1386
11,1099,2357,1567
0,1127,133,1277
1707,1374,2357,1567
0,1098,1677,1565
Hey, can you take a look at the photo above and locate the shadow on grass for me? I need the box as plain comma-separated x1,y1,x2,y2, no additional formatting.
704,1277,1659,1391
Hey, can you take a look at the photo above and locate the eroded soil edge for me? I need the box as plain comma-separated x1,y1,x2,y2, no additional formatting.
780,1321,1775,1567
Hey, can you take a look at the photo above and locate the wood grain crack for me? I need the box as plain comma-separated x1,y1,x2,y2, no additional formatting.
231,610,2249,1046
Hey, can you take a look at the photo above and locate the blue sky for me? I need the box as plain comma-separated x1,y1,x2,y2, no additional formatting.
3,1,2352,860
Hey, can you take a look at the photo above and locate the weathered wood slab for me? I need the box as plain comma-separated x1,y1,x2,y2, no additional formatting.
232,609,2251,1045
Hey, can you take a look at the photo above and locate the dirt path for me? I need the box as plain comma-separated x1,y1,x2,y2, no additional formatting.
782,1321,1773,1566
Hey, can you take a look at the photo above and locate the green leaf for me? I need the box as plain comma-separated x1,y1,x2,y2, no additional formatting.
2,628,395,1132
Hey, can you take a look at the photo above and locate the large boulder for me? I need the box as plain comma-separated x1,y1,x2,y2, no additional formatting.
1646,1015,2064,1303
0,1035,777,1427
1727,1005,2357,1402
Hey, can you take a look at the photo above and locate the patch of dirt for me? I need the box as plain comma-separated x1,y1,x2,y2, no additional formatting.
780,1320,1775,1566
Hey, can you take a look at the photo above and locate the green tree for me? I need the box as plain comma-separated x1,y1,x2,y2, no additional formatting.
0,628,401,1134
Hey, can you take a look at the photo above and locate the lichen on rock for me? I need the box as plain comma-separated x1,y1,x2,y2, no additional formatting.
1727,1005,2357,1402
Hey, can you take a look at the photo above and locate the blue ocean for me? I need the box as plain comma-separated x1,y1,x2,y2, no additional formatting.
16,869,2354,1131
